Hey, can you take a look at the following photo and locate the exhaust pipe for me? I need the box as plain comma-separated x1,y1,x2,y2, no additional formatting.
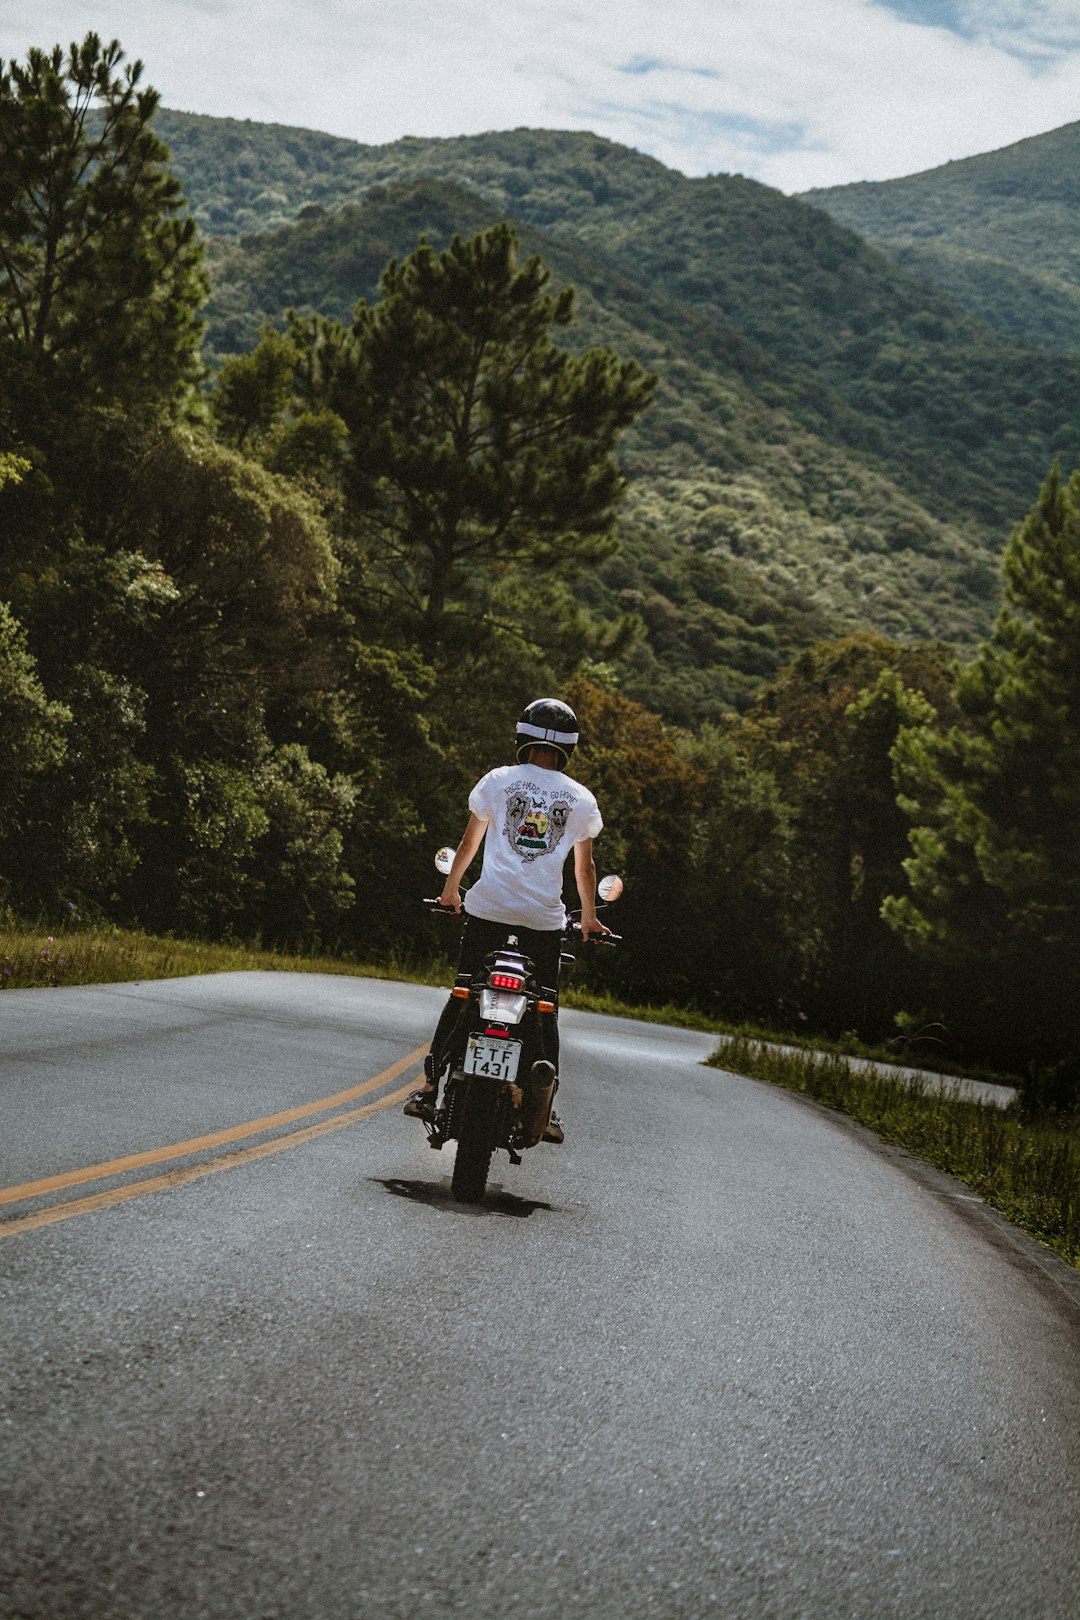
518,1059,557,1148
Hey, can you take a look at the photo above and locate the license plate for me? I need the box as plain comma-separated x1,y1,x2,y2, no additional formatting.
464,1035,521,1082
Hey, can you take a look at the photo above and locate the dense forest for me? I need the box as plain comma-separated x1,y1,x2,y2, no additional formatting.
805,121,1080,357
1,38,1077,1107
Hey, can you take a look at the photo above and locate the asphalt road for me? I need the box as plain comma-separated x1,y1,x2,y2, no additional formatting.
2,972,1078,1620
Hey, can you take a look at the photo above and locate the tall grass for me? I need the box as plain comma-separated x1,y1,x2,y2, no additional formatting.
0,923,446,991
711,1035,1080,1268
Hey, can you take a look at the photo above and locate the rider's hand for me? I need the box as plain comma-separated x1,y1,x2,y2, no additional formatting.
440,884,464,913
579,914,612,940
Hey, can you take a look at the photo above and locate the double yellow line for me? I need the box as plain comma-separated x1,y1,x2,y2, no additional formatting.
0,1044,427,1239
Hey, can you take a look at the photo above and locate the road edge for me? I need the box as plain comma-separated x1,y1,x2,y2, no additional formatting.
737,1069,1080,1322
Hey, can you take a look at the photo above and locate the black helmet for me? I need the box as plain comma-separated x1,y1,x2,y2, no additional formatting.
515,698,579,770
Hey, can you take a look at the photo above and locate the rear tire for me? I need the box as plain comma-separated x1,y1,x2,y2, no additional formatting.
448,1076,498,1202
451,1136,493,1203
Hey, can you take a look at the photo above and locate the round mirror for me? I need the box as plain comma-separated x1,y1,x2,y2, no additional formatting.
597,874,624,903
434,846,455,875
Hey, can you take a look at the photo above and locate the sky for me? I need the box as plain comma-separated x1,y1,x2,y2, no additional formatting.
2,1,1080,193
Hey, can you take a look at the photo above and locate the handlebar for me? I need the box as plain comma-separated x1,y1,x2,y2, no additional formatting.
421,899,620,942
565,920,621,945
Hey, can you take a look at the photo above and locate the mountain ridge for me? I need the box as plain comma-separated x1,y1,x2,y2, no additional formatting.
156,112,1080,719
802,121,1080,354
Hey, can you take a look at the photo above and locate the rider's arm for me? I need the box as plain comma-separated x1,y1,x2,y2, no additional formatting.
574,839,611,938
440,813,486,912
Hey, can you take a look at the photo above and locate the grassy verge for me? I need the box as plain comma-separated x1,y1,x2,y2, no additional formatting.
559,985,734,1028
0,924,450,992
564,990,1019,1089
710,1035,1080,1269
0,924,728,1015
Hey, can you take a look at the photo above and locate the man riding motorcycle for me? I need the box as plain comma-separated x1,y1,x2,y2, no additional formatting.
405,698,611,1137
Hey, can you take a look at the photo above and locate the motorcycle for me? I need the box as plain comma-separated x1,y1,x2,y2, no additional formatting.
414,848,622,1203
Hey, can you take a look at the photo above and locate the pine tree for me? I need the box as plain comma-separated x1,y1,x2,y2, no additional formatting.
884,460,1080,1067
742,635,955,1034
211,325,299,450
299,224,654,654
0,33,206,413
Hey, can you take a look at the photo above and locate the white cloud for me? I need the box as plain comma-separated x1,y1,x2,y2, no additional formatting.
1,0,1079,190
955,1,1080,55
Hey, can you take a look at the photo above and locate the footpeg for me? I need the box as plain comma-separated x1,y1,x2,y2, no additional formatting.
403,1090,438,1119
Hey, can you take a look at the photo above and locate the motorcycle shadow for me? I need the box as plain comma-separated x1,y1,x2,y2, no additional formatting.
373,1176,555,1219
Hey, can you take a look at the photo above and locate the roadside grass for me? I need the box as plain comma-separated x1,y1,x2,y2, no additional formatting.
559,985,735,1028
709,1035,1080,1269
0,923,711,1011
0,924,448,992
563,989,1019,1088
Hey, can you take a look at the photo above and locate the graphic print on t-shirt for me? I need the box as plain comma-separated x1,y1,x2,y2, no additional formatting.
504,781,572,862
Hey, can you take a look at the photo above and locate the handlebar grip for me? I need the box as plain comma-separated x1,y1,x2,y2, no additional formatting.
423,898,460,913
567,923,621,945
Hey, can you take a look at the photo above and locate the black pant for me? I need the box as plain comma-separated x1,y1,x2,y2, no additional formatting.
429,914,564,1078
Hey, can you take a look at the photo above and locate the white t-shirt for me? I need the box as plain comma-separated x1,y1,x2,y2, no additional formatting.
464,763,603,932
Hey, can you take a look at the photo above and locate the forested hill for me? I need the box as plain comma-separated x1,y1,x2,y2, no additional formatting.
6,52,1079,1080
158,111,1080,718
803,122,1080,356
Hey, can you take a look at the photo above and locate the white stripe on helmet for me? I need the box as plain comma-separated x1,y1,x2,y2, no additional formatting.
517,721,579,745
